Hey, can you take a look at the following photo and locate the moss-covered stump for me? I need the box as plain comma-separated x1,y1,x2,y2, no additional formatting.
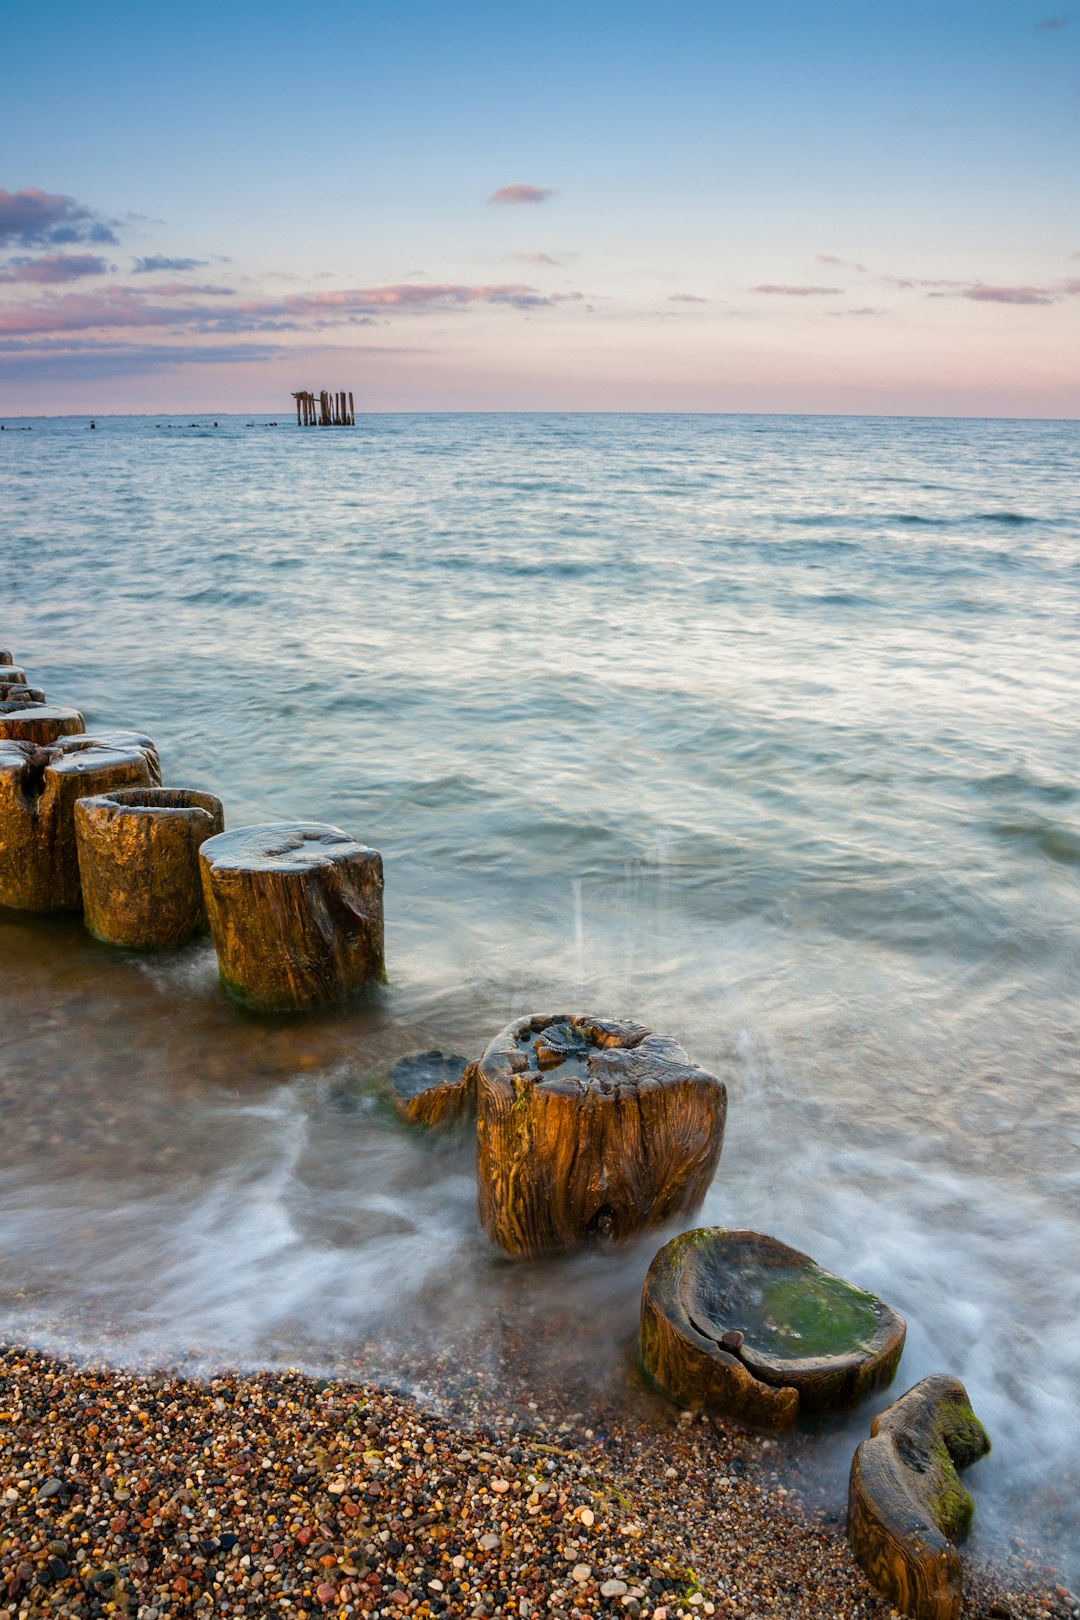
640,1228,906,1430
75,787,225,947
386,1050,472,1127
474,1013,726,1259
199,822,385,1011
0,683,45,703
0,702,85,746
0,731,162,911
847,1374,991,1620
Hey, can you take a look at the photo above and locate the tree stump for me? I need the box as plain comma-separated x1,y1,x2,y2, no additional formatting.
0,731,162,911
0,665,29,686
0,651,14,665
75,787,225,947
474,1013,726,1258
386,1050,472,1127
640,1228,906,1429
199,822,385,1011
0,703,85,746
847,1374,991,1620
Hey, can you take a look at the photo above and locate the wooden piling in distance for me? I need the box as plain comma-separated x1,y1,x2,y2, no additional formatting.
290,388,357,427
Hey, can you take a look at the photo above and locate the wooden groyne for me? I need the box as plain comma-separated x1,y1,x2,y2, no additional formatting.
292,389,355,427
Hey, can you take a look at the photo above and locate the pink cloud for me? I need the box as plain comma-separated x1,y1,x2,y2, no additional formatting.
950,284,1055,305
817,253,867,272
512,251,559,265
0,280,562,339
669,292,708,303
0,253,109,284
488,184,554,205
830,307,884,317
752,284,843,295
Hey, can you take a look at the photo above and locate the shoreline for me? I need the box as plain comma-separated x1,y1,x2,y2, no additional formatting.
1,1345,1074,1620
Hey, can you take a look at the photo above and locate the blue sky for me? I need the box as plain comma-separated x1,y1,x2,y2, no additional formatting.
1,1,1077,413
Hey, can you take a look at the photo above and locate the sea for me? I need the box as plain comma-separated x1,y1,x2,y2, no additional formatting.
1,412,1078,1582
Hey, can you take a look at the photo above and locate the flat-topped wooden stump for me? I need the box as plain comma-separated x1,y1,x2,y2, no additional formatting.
199,822,385,1011
0,683,45,703
0,666,29,688
76,787,225,948
0,703,84,746
640,1228,905,1429
474,1012,727,1258
0,652,14,666
386,1050,472,1127
0,731,162,911
847,1374,991,1620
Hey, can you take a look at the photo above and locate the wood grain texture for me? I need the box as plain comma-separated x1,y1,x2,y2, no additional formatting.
640,1228,905,1430
846,1374,991,1620
386,1050,473,1128
199,822,385,1011
0,683,46,703
0,732,162,911
76,787,225,947
474,1012,726,1258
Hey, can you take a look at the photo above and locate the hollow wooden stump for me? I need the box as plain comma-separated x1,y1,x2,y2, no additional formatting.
640,1228,905,1430
847,1374,991,1620
0,703,84,746
0,731,162,911
474,1012,726,1258
75,787,225,947
386,1050,472,1128
199,822,385,1010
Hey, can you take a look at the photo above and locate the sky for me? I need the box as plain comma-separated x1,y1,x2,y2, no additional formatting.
1,0,1077,416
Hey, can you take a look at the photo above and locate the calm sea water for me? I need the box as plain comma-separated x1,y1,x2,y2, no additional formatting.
1,413,1078,1579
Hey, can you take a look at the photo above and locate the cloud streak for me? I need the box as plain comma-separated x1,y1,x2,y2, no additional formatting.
0,253,109,284
512,251,559,265
489,183,554,205
131,255,209,274
752,283,843,295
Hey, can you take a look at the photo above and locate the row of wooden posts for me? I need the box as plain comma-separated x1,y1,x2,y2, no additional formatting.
0,647,992,1620
291,389,355,427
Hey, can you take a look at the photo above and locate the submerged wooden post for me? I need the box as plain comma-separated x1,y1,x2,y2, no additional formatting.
199,822,385,1010
474,1013,727,1258
0,731,161,911
76,787,225,947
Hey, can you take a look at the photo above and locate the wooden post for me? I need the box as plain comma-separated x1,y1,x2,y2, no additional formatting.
76,786,225,947
349,392,355,425
0,703,85,747
200,822,385,1010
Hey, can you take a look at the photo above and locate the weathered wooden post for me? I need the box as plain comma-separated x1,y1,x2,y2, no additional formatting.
0,731,161,911
199,822,385,1010
76,787,225,947
349,392,355,424
473,1013,727,1258
0,702,85,746
847,1376,991,1620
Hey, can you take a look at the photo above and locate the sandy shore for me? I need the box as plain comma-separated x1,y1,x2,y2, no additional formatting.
1,1345,1074,1620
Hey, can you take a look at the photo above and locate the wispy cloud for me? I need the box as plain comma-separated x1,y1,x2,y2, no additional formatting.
0,188,118,247
489,183,554,205
669,292,708,303
131,255,209,274
752,283,843,295
830,307,884,317
512,251,559,265
931,283,1055,305
0,280,565,339
817,253,867,272
0,253,109,284
1034,15,1067,29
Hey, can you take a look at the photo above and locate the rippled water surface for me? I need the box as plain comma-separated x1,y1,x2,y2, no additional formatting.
2,414,1079,1579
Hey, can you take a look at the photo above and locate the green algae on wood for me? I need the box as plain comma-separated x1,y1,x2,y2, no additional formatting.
640,1228,905,1429
0,732,162,911
847,1373,991,1620
199,822,385,1012
475,1013,726,1259
75,787,225,948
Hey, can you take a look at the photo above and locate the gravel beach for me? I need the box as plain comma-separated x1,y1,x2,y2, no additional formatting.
1,1346,1074,1620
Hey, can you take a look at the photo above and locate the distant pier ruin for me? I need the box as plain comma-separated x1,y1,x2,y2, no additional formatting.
292,390,356,427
